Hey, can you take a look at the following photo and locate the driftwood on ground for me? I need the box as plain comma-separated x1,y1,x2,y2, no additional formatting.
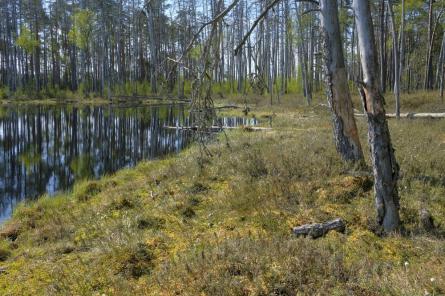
355,112,445,119
292,218,346,239
111,95,191,102
214,105,241,110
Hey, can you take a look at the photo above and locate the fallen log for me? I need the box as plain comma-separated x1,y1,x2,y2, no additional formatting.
355,112,445,119
388,112,445,118
214,105,242,110
111,95,191,102
164,126,271,131
292,218,346,239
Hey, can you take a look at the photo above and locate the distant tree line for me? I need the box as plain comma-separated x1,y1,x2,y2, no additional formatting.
0,0,444,100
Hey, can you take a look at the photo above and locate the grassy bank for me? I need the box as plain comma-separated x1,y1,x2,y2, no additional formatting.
0,92,444,295
0,97,190,107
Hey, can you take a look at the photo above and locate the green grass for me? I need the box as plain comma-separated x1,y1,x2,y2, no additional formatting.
0,91,444,295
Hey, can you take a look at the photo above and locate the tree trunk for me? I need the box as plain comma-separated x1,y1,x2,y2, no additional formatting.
436,32,444,88
320,0,364,162
399,0,405,91
34,13,41,92
353,0,401,233
143,3,158,94
379,0,386,93
440,32,445,101
296,1,311,105
424,0,434,90
387,0,400,118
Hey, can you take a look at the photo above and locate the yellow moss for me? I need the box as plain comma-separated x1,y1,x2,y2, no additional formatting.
316,188,328,199
320,203,343,216
381,242,402,262
347,229,377,244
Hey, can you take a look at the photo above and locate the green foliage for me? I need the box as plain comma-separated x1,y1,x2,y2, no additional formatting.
122,81,135,96
68,9,94,50
272,77,302,95
0,86,9,100
405,0,427,12
0,106,6,119
183,79,192,96
16,26,39,53
338,6,352,33
287,76,303,95
212,81,233,96
112,81,153,97
19,149,41,173
188,45,202,60
70,155,93,179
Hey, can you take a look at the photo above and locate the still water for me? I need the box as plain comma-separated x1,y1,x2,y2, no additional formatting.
0,103,255,223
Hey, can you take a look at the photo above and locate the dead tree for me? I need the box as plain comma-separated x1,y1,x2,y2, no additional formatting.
353,0,401,233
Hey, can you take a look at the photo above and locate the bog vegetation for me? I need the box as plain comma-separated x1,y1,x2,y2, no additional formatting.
0,92,444,295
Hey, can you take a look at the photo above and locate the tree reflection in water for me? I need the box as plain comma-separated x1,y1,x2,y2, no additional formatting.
0,103,255,223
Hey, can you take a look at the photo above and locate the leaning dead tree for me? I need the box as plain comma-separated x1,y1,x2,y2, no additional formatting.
353,0,401,233
169,0,240,156
189,0,224,153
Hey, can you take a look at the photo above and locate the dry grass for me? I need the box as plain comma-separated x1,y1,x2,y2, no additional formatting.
0,91,444,295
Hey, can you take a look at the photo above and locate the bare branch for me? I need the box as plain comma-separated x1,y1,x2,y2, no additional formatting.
302,8,320,15
177,0,240,62
234,0,319,55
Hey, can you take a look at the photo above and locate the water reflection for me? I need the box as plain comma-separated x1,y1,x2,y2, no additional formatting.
0,104,255,223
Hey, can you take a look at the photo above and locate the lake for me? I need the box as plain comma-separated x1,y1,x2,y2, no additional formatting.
0,103,255,223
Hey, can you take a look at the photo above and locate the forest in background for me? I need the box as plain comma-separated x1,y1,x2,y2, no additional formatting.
1,0,445,103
